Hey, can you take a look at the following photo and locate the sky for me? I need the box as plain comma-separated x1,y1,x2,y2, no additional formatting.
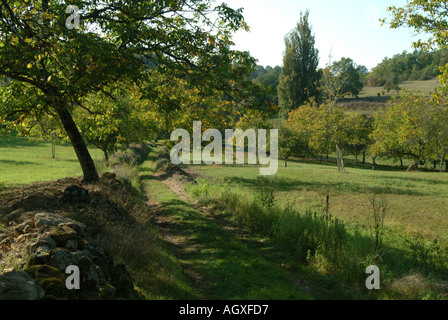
219,0,429,71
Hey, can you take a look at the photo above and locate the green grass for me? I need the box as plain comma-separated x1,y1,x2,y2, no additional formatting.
0,133,103,187
359,79,441,99
183,158,448,299
186,158,448,242
338,78,442,115
141,152,313,300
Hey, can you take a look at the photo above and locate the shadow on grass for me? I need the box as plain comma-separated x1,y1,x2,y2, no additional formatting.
0,159,38,166
149,197,313,300
225,175,428,197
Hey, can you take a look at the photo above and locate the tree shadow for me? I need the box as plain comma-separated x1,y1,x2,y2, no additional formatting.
0,159,38,166
225,175,428,197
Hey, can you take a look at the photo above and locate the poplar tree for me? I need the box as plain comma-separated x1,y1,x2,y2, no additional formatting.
278,10,320,118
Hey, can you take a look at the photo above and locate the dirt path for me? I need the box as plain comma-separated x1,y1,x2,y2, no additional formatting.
142,167,316,300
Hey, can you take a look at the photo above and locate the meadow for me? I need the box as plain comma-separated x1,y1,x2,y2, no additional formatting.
181,152,448,299
338,78,442,115
0,133,104,187
1,126,448,300
186,157,448,242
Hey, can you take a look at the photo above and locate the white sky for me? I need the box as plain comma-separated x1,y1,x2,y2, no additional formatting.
220,0,429,71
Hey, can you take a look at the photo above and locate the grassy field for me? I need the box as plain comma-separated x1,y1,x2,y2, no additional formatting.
0,133,103,187
1,132,447,299
185,158,448,242
182,157,448,299
339,78,442,115
359,79,441,99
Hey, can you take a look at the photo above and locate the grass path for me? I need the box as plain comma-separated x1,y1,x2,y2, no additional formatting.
140,154,314,300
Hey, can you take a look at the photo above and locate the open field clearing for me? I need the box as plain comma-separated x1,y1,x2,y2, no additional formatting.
185,158,448,242
0,133,103,187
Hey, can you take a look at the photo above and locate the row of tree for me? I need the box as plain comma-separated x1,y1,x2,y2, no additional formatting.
279,89,448,172
366,49,448,88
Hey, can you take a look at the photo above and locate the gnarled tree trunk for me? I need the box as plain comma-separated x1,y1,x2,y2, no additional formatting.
56,104,99,183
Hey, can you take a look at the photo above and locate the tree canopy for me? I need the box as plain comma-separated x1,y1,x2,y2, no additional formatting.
0,0,264,182
278,10,320,118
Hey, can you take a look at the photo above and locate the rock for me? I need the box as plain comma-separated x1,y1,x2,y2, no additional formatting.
37,278,68,299
25,265,64,282
14,220,35,236
99,283,116,300
65,239,78,250
62,185,89,202
15,232,38,243
49,248,78,272
78,257,105,291
0,271,44,300
31,245,52,265
91,256,111,281
34,212,85,231
47,225,77,245
32,235,57,251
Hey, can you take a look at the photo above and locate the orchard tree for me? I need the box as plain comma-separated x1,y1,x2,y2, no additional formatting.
75,84,157,161
16,110,67,159
344,113,374,163
277,122,308,167
278,10,320,117
0,0,261,183
331,57,364,98
371,90,433,171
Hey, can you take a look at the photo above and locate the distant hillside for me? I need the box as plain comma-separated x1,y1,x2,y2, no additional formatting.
337,78,442,115
365,49,448,89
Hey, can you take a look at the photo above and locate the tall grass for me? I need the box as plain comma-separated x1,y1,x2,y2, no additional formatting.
185,177,448,299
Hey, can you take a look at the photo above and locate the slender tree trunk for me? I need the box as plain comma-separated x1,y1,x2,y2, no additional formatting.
56,104,99,183
372,156,376,171
440,147,448,173
362,151,366,164
407,159,421,172
336,144,345,172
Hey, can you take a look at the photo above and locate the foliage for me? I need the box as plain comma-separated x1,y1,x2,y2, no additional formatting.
369,90,448,171
331,57,365,98
75,85,157,161
366,50,448,88
251,65,282,104
278,10,320,118
0,0,264,182
384,1,448,94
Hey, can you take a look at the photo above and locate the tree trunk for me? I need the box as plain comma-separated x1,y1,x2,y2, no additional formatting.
372,156,376,171
362,151,366,164
407,160,421,172
56,104,99,183
440,147,448,173
336,144,345,172
51,137,56,159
